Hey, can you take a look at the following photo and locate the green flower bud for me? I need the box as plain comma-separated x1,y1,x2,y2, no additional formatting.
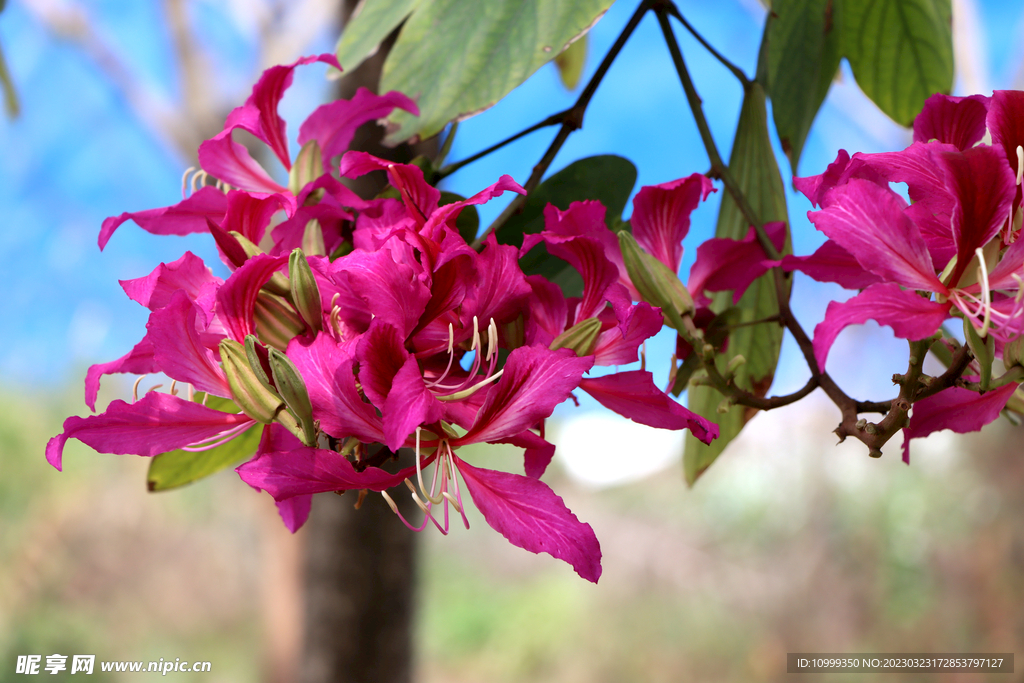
301,219,326,257
219,338,284,424
289,249,323,333
268,347,316,446
549,317,602,357
254,291,307,351
288,140,324,196
618,232,694,332
244,334,276,392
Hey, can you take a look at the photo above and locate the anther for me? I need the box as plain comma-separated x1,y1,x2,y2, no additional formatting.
485,318,498,361
1016,145,1022,185
381,490,399,514
170,380,178,396
975,246,993,337
441,491,463,513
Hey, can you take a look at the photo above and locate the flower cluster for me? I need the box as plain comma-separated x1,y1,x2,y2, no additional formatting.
46,55,719,582
685,91,1024,462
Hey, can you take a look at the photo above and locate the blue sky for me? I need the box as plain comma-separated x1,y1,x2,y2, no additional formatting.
1,0,1023,408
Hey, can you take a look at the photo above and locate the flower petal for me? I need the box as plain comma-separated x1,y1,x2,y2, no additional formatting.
902,382,1018,463
299,87,419,171
631,174,715,272
46,392,254,471
812,283,951,370
147,290,231,398
779,240,882,290
84,338,158,412
578,370,719,444
119,252,223,311
460,346,594,445
687,222,786,306
99,187,228,250
216,253,289,342
591,301,663,366
495,429,556,479
808,178,942,292
453,455,602,582
913,93,989,150
237,446,418,499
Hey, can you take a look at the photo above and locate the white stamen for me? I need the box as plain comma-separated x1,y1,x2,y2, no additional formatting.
169,380,178,396
181,167,195,199
1016,145,1023,185
486,318,498,361
132,375,146,402
976,246,993,337
191,170,207,195
381,490,400,514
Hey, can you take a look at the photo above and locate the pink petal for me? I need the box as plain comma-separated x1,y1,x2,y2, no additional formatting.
340,151,440,226
275,496,313,533
329,247,430,338
578,370,719,444
808,178,943,292
812,283,951,370
220,191,294,245
524,274,569,348
687,222,786,306
84,338,158,412
779,240,882,290
197,136,287,194
462,234,533,326
631,174,715,272
382,355,445,452
146,291,231,397
496,429,556,479
99,186,229,250
286,333,385,444
299,88,419,171
119,252,223,311
221,53,341,170
46,392,254,471
540,230,621,323
987,90,1024,187
902,382,1017,463
216,253,289,342
459,346,594,445
592,301,663,366
913,93,989,150
935,145,1016,284
453,455,602,582
237,446,419,499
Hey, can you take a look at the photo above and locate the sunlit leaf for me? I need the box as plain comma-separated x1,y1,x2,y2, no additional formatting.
497,155,636,298
335,0,422,73
765,0,841,174
684,83,789,485
842,0,953,126
555,35,588,90
345,0,613,144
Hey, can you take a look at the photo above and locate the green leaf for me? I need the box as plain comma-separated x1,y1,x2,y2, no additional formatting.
554,35,587,90
358,0,613,144
496,155,636,298
335,0,422,73
684,83,789,485
439,191,481,243
0,38,19,119
765,0,842,174
842,0,953,126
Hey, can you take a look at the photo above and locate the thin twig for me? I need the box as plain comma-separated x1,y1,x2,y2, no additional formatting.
475,0,653,248
663,2,750,87
435,112,565,180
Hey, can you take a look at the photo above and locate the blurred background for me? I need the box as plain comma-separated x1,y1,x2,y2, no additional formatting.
1,0,1023,680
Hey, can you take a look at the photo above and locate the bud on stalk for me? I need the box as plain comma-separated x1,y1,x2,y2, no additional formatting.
289,249,323,333
550,317,602,357
220,338,285,424
268,347,317,447
618,232,694,332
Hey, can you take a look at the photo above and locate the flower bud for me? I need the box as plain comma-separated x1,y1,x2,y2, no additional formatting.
549,317,602,357
618,232,694,332
288,140,324,196
254,291,307,351
301,219,326,257
268,347,317,446
244,334,276,392
289,249,323,333
219,338,284,424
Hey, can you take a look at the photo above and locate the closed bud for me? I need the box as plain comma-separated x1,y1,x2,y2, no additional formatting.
301,219,326,257
726,354,746,376
219,338,284,424
268,347,316,446
289,249,323,333
244,335,276,392
288,140,324,196
254,291,307,351
549,317,602,357
618,232,694,332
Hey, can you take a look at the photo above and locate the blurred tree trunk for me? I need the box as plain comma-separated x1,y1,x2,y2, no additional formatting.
299,3,438,683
